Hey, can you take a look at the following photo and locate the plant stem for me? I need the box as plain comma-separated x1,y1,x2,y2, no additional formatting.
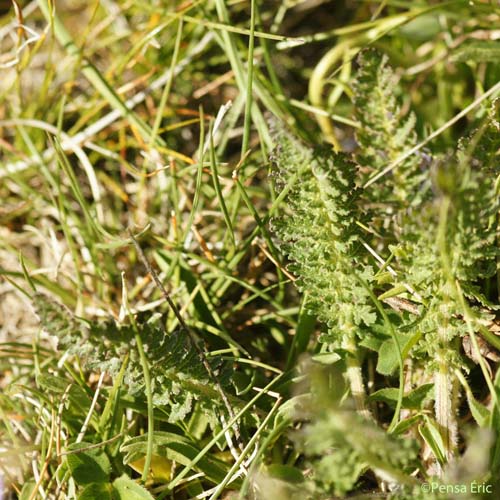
435,198,458,464
434,358,458,464
343,332,370,419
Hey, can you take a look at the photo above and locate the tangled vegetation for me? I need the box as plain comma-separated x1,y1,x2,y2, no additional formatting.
1,1,500,499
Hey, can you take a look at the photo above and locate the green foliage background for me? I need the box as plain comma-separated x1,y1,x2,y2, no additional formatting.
0,1,500,499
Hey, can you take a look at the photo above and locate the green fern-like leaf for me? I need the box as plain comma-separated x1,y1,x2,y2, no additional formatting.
457,100,500,178
33,294,232,424
353,49,425,205
387,108,500,459
270,128,375,345
393,112,500,364
453,105,500,290
398,117,499,294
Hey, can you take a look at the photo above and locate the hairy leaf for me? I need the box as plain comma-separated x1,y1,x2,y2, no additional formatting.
270,128,375,346
353,49,426,205
33,294,233,424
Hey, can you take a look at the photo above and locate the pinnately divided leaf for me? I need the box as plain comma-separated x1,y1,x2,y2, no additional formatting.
353,49,425,205
33,294,232,424
270,128,375,345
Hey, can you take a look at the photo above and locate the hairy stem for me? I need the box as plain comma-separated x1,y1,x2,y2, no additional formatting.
343,333,370,418
434,360,458,465
435,200,459,465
